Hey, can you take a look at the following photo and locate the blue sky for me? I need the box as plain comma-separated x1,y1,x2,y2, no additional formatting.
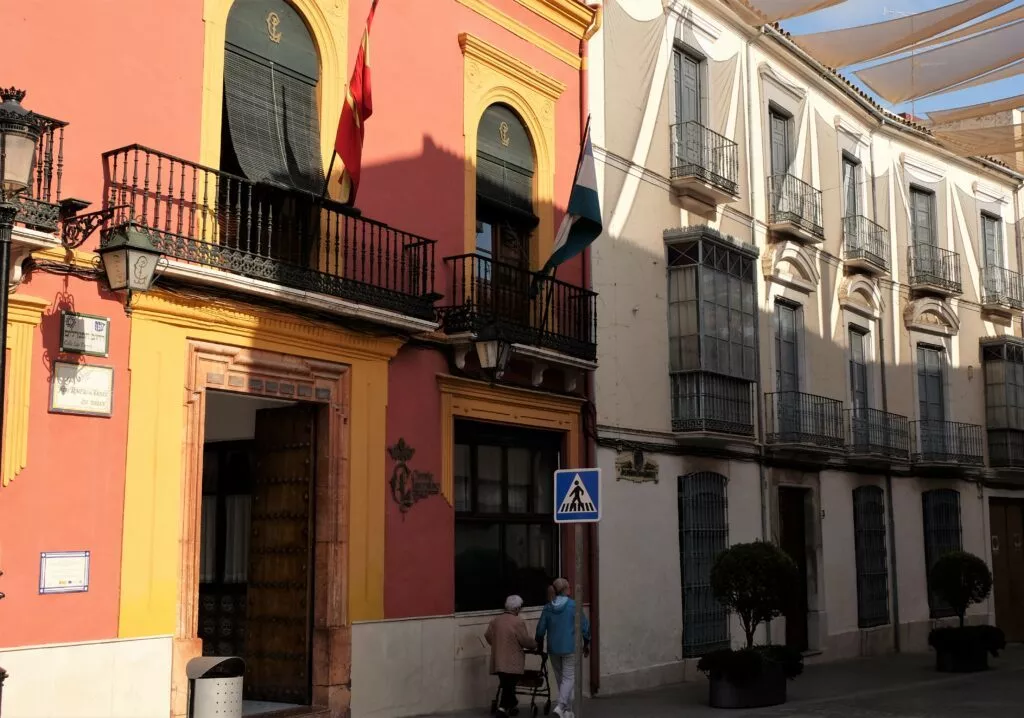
781,0,1024,117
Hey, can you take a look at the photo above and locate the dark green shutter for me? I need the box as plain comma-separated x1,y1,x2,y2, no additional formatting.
476,105,537,224
223,0,324,193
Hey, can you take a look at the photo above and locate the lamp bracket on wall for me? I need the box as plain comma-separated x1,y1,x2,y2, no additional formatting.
60,204,130,248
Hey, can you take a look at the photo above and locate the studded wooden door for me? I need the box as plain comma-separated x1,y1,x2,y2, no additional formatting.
244,404,317,704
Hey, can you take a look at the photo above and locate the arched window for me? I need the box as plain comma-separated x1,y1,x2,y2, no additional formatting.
221,0,323,192
475,104,536,270
852,486,889,628
922,489,962,618
678,472,729,656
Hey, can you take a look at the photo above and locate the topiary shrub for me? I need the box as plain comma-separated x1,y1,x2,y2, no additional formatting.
929,551,992,627
710,541,801,648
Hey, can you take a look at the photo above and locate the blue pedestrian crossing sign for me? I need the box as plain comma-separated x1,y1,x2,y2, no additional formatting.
554,468,601,524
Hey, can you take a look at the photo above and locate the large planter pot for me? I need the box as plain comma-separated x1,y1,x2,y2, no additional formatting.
935,645,989,673
708,661,787,709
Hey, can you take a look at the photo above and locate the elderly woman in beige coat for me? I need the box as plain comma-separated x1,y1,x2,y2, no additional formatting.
485,595,537,716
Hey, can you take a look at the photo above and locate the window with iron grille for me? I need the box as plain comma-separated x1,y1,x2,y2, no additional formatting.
678,472,729,657
983,338,1024,466
667,228,758,435
922,489,962,619
852,486,889,628
454,420,561,612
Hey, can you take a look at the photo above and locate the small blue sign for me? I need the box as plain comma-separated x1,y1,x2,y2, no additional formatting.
554,468,601,524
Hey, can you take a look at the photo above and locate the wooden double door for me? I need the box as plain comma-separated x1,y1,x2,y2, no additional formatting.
199,404,317,704
990,499,1024,643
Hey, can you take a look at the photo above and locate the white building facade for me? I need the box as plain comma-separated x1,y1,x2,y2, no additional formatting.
588,0,1024,695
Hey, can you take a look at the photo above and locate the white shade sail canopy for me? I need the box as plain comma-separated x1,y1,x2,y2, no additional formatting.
876,4,1024,60
927,92,1024,123
933,124,1024,157
856,20,1024,103
748,0,846,22
919,58,1024,99
794,0,1012,69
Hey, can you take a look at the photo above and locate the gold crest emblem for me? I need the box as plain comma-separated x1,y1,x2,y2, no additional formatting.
266,11,282,43
498,121,511,148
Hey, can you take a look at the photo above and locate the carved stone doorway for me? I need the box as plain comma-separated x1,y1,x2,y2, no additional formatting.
173,341,351,718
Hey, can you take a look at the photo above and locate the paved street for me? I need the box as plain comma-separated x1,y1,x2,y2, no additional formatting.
436,647,1024,718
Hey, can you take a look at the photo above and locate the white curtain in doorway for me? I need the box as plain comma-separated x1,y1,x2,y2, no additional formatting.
224,495,252,583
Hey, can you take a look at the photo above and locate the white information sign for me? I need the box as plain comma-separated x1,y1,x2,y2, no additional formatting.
39,551,90,594
60,312,110,357
49,363,114,417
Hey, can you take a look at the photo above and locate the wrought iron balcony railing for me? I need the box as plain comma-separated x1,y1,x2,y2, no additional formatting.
908,245,962,295
843,215,890,273
765,391,845,449
846,407,910,460
767,174,824,240
671,372,755,436
982,265,1024,311
911,420,984,465
670,122,739,198
13,114,67,232
439,253,597,361
101,144,437,320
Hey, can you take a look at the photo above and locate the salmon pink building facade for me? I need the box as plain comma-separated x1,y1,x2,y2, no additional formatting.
0,1,600,717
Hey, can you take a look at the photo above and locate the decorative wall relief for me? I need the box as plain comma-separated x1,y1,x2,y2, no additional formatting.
615,449,659,484
388,438,440,512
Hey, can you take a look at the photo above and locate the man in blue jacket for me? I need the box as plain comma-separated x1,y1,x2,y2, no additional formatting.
535,577,590,717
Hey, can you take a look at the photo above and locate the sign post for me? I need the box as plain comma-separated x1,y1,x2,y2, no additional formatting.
554,468,601,718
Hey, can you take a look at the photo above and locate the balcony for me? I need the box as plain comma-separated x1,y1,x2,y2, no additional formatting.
670,122,739,211
843,215,890,274
911,420,984,467
765,391,845,451
981,265,1024,315
439,253,597,363
100,145,438,323
671,372,755,440
846,408,910,464
767,174,824,243
908,245,962,296
12,114,69,233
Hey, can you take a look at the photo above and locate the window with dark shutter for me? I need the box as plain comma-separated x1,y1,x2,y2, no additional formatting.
222,0,324,193
477,105,536,224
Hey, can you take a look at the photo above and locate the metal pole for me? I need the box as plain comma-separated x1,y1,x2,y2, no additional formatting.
0,204,12,718
0,203,14,475
574,523,583,718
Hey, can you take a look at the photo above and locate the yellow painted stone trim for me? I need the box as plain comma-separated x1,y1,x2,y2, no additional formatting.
32,245,97,270
199,0,348,192
514,0,596,39
455,0,582,69
118,289,397,637
2,295,48,487
129,291,403,362
460,33,564,269
438,374,582,503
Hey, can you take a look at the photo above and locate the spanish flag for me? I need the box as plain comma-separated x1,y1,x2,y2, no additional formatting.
334,0,379,204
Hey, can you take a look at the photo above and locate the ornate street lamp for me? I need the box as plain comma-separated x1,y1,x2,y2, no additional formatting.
475,337,513,380
97,222,162,311
0,85,42,718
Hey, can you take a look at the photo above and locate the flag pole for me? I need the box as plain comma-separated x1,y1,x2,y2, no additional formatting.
321,152,337,201
534,115,591,342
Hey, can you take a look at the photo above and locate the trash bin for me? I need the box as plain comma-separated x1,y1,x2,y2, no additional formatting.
187,656,245,718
